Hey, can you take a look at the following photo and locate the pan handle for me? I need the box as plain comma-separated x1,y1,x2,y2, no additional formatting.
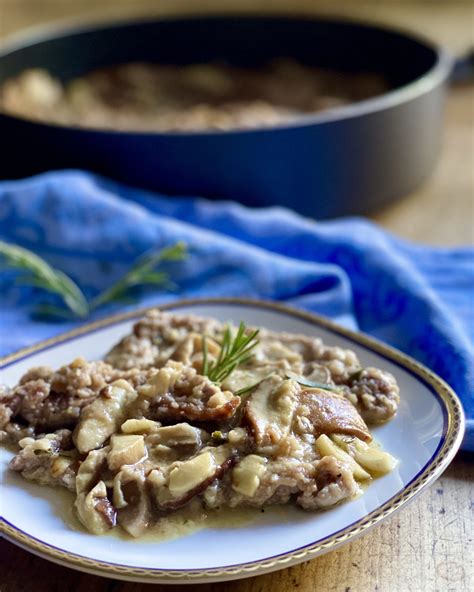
450,48,474,83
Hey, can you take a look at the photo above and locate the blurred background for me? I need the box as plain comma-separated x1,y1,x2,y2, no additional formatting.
0,0,473,52
0,6,472,591
0,0,472,245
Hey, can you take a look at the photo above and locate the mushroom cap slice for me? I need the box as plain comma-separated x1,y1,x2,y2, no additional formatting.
150,445,235,511
75,480,116,535
315,434,371,481
73,379,137,454
146,423,208,451
232,454,267,497
75,447,109,495
114,465,151,538
242,376,299,447
120,418,161,434
107,434,147,472
296,388,371,442
331,434,398,476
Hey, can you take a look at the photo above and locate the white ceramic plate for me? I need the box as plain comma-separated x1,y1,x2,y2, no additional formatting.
0,298,465,583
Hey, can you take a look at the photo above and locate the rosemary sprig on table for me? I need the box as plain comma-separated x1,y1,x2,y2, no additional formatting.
0,241,90,318
90,242,187,309
0,240,187,319
202,322,260,384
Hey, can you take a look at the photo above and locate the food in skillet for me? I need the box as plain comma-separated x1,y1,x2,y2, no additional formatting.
0,311,399,537
0,60,389,132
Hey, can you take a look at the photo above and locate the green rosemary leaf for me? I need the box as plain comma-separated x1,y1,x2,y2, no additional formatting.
53,269,90,318
34,304,78,320
234,382,261,397
234,372,275,397
0,241,89,318
0,240,187,319
131,271,169,284
203,322,260,384
90,242,187,309
285,371,342,392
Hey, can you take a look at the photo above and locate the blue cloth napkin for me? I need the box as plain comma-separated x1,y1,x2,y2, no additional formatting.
0,170,472,450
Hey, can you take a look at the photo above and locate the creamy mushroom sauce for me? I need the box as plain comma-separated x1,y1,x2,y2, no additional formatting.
56,489,260,542
1,311,399,539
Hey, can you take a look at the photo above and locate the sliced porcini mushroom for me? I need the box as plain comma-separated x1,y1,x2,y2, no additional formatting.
303,363,332,383
120,418,161,434
221,363,276,395
114,465,151,537
170,332,220,369
135,362,181,402
75,480,116,535
331,434,398,476
168,450,221,497
50,456,77,480
315,434,370,481
75,447,109,495
152,445,234,511
73,379,137,454
169,333,201,363
134,361,240,423
232,454,267,497
243,376,299,447
107,434,147,472
146,443,178,464
227,427,248,445
147,467,167,489
146,423,208,450
295,388,371,443
113,471,128,509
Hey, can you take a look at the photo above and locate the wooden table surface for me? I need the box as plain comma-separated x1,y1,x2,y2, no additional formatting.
0,2,473,591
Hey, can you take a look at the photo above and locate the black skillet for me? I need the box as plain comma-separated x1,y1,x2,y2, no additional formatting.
0,15,458,217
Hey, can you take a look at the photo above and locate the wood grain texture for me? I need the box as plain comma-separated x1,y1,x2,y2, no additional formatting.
0,2,473,591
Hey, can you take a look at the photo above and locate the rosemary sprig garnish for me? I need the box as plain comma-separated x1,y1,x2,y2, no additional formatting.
285,371,342,392
0,241,89,318
202,322,259,384
234,382,262,397
0,240,187,319
234,373,274,396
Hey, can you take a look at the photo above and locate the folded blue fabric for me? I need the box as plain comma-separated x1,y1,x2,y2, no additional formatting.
0,171,472,449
